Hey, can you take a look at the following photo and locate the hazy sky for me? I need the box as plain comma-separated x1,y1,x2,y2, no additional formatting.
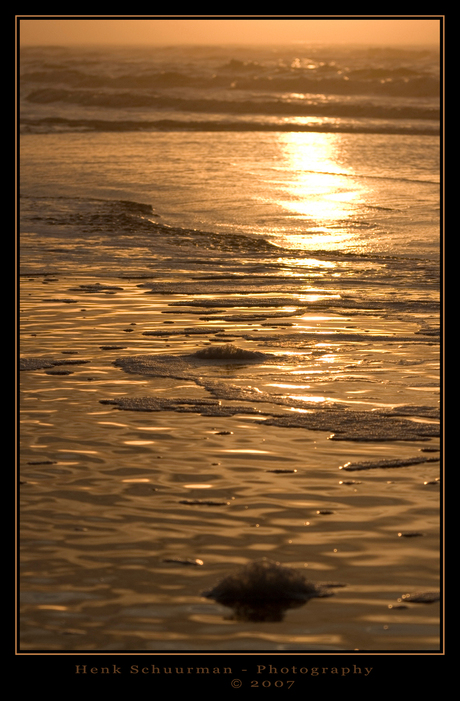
18,16,441,47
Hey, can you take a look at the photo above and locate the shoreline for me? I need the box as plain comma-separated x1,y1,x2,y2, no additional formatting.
19,267,440,651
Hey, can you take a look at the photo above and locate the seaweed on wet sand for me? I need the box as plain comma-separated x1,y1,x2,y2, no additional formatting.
191,343,267,362
202,559,337,622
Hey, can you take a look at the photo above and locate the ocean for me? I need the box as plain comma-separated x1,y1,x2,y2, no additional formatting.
19,42,441,652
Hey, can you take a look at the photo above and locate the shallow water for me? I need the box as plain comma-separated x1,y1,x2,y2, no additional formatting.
19,42,441,652
20,265,440,651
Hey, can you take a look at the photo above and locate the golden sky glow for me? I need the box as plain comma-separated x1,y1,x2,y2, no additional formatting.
18,16,441,47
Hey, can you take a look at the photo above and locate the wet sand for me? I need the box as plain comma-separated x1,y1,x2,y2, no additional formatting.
19,266,440,652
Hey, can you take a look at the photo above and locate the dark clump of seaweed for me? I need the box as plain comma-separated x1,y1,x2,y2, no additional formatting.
202,559,333,622
191,343,267,362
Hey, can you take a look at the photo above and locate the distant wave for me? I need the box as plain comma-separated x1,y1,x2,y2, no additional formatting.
20,45,440,137
296,168,439,185
20,195,440,267
24,88,439,122
21,67,440,98
20,116,439,136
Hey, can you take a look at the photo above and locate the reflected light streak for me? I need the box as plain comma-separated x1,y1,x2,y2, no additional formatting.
220,449,273,455
299,315,339,321
121,478,151,483
288,395,328,403
183,484,213,489
276,257,336,269
56,449,99,454
273,132,369,252
267,383,311,389
136,426,174,431
297,294,338,302
291,369,333,374
123,440,156,446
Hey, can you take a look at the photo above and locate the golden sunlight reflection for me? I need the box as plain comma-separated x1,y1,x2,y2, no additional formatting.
123,440,156,446
273,132,368,251
275,258,336,269
56,449,99,455
289,395,328,403
267,384,312,389
121,478,151,483
299,315,339,321
220,449,273,455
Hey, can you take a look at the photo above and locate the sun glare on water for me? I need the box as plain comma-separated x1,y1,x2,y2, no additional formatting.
270,132,370,251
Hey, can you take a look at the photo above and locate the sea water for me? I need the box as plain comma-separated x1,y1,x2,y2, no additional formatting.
19,43,441,652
